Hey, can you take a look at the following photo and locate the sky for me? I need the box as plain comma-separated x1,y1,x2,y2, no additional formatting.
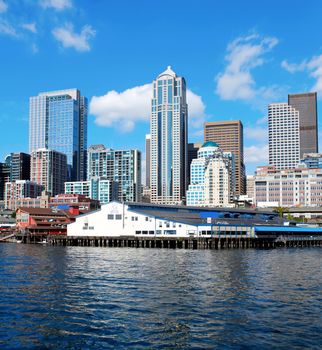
1,0,322,177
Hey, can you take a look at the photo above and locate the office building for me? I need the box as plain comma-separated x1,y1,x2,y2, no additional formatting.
246,175,255,200
268,103,300,170
15,193,98,211
300,153,322,169
29,89,87,181
204,120,245,195
87,145,141,203
145,134,151,188
0,162,11,201
188,142,202,186
288,92,318,158
30,149,67,196
65,178,119,204
254,165,322,207
5,152,30,181
4,180,44,210
150,66,188,204
186,141,234,207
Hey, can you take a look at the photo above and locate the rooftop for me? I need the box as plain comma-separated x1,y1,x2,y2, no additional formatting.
158,66,176,78
201,141,219,148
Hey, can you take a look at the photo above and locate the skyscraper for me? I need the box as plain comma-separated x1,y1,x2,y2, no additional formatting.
150,66,188,204
5,152,30,181
288,92,318,158
145,134,151,188
204,120,245,195
29,89,87,181
30,149,67,196
268,103,300,170
0,162,10,201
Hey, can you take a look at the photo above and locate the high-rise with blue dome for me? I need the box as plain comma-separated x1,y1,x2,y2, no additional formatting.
150,67,188,204
186,141,235,207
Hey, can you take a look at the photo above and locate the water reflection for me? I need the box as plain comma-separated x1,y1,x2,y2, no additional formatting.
0,245,321,349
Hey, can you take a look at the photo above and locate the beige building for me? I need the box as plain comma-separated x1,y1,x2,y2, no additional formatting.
204,120,245,195
31,149,67,196
186,141,234,207
4,180,44,210
246,175,255,200
204,156,232,207
254,165,322,207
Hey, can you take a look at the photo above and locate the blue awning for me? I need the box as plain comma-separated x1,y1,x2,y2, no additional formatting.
254,226,322,233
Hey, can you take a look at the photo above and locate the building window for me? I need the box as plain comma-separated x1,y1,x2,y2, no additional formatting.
115,214,122,220
108,214,114,220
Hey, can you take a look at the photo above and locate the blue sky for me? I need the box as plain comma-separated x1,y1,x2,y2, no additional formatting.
0,0,322,175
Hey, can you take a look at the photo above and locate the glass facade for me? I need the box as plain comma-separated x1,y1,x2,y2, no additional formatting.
86,145,141,203
300,153,322,169
64,178,119,204
150,67,188,205
29,89,87,181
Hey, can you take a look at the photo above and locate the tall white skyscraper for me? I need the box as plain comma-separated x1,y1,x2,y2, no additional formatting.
145,134,151,188
29,89,87,181
150,66,188,205
268,103,300,170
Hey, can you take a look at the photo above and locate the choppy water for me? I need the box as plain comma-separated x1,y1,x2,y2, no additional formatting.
0,244,321,349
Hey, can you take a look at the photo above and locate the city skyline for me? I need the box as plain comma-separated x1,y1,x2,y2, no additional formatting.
0,0,322,175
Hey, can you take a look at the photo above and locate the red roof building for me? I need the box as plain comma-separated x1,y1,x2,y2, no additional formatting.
16,207,85,236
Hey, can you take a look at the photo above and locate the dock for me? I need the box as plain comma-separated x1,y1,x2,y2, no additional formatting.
15,233,322,249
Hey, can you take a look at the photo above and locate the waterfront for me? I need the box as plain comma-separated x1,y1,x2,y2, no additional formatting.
0,245,321,349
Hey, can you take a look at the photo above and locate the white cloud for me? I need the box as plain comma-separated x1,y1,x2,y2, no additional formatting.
90,84,151,132
256,115,267,125
0,20,18,37
22,22,37,34
40,0,72,10
216,33,278,101
282,54,322,95
244,126,267,142
0,0,7,13
90,83,206,132
186,89,206,128
52,23,96,52
245,144,268,164
281,60,307,74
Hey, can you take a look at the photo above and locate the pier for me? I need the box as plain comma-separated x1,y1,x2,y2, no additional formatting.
15,233,322,249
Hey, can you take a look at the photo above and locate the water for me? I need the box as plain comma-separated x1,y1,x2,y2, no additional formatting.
0,244,321,349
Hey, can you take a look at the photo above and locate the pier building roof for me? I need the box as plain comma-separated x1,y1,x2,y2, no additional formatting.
123,202,284,226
